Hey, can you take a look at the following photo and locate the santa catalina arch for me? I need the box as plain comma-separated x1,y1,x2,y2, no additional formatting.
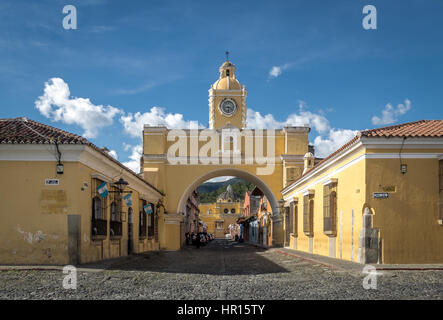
142,59,311,250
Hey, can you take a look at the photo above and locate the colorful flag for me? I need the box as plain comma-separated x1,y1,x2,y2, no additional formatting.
144,203,153,215
97,181,108,198
123,193,132,206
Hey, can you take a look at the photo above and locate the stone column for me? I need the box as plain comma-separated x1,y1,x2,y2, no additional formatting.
357,208,379,264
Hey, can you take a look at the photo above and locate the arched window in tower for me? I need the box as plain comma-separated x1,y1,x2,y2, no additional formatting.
226,69,230,77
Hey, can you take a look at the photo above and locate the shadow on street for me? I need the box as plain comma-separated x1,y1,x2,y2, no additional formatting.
80,239,289,275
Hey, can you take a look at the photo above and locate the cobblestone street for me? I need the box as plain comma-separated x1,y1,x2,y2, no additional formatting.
0,240,442,300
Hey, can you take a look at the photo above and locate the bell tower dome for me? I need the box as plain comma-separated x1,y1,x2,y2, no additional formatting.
209,54,247,130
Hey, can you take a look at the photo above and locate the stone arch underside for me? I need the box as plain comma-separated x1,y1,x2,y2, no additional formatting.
176,168,281,217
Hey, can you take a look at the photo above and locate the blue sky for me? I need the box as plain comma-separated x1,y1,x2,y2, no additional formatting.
1,0,442,171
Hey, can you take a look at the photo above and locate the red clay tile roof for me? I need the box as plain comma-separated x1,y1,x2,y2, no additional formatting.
0,117,163,195
360,120,443,137
0,117,90,145
282,120,443,193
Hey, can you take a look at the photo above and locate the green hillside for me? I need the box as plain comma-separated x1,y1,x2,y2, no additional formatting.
197,178,255,204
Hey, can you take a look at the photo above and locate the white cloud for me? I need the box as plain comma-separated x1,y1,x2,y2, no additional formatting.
313,128,359,158
120,106,200,138
268,63,291,79
108,150,118,160
247,102,330,134
35,78,121,138
372,99,411,126
122,142,132,152
33,78,358,170
206,176,235,183
122,144,142,173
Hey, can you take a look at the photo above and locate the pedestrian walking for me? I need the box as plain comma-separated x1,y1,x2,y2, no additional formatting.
195,233,201,249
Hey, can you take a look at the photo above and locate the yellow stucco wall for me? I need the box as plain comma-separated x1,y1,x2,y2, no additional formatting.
284,145,443,264
199,202,242,237
0,161,74,264
0,159,161,265
365,150,443,263
284,148,366,262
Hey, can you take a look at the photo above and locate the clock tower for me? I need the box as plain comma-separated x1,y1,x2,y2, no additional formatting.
209,58,247,130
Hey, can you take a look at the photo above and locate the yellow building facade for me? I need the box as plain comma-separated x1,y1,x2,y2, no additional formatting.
281,121,443,264
142,59,310,250
0,118,163,265
198,185,243,238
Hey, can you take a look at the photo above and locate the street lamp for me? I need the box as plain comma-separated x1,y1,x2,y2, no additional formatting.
112,177,129,193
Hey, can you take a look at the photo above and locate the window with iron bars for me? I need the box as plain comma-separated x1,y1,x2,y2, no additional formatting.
323,183,337,236
439,160,443,220
154,208,159,242
139,199,147,238
303,194,314,236
91,178,107,238
290,201,298,236
109,186,122,237
148,203,155,238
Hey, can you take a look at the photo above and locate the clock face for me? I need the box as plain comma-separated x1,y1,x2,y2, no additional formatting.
220,99,237,116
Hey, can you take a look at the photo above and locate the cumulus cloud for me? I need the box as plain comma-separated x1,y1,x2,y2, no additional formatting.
107,150,118,160
313,128,359,158
247,102,330,134
121,144,142,173
35,78,121,138
34,77,359,170
120,106,201,138
372,99,411,126
246,103,357,158
206,176,235,183
122,142,132,152
268,63,291,79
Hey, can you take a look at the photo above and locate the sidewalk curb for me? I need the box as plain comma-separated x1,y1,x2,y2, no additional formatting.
0,266,105,273
274,248,443,271
275,249,339,270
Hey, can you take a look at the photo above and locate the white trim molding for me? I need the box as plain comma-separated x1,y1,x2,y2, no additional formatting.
365,153,443,159
282,152,443,201
91,173,112,183
303,189,315,196
0,144,163,200
282,134,443,196
322,178,338,186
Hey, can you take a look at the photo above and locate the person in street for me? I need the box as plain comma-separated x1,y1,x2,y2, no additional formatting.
195,233,200,249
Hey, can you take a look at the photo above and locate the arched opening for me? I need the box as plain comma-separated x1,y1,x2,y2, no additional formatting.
177,168,280,216
178,168,281,246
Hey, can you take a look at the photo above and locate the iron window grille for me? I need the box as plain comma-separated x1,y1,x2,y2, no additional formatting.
91,178,108,238
109,187,122,237
323,184,337,236
303,195,314,236
290,201,298,237
439,160,443,220
148,202,155,238
139,199,147,238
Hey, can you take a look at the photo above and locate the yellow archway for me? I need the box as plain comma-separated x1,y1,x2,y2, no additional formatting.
177,168,280,216
142,59,310,250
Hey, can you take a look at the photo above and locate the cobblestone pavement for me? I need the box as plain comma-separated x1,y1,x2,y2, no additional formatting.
0,240,442,300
